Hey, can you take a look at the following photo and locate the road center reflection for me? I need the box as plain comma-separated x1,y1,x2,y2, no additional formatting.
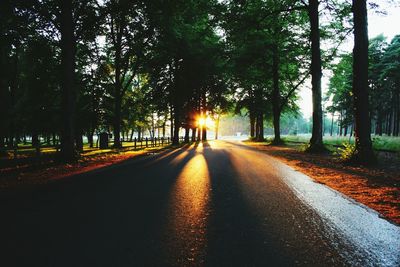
165,144,211,265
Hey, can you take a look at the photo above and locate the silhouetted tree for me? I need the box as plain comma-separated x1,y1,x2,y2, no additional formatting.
350,0,376,164
306,0,324,151
59,0,77,161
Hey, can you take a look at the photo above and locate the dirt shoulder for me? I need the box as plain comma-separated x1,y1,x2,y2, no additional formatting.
244,141,400,225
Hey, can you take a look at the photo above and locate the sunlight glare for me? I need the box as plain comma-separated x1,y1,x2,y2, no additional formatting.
197,116,215,129
165,153,210,263
198,117,205,127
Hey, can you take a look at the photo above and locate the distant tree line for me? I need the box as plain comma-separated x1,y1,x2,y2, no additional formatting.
328,34,400,137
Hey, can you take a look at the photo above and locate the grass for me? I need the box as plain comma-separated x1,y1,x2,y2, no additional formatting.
280,134,400,152
1,139,172,160
0,140,183,189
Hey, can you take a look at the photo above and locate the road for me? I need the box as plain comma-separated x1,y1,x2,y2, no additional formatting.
1,141,399,266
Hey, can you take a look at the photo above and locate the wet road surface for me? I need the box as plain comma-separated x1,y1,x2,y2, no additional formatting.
0,141,396,266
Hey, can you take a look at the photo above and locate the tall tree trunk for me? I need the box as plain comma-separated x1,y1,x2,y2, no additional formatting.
113,94,122,147
376,112,383,136
0,132,4,153
197,125,201,141
162,122,166,138
201,126,207,141
258,113,264,141
60,0,76,161
88,132,94,148
32,132,39,148
351,0,375,164
386,112,391,135
75,133,83,152
172,107,180,145
215,114,220,140
8,39,19,149
350,123,354,137
0,94,5,149
0,1,10,154
184,127,190,143
170,107,174,139
52,132,57,146
151,114,155,139
307,0,324,151
32,132,40,155
173,122,180,144
7,132,14,148
192,128,197,142
112,17,124,148
273,109,281,143
255,113,260,140
272,43,282,144
395,93,399,136
250,112,255,138
201,93,207,141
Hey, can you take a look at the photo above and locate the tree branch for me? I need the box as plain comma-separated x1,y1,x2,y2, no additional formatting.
280,70,310,111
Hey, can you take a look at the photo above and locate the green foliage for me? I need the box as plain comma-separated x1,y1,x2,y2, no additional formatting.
283,134,400,152
145,0,229,134
327,53,353,128
328,34,400,137
337,142,356,161
372,136,400,152
1,0,398,156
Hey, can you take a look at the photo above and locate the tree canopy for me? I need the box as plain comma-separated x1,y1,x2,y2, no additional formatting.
1,0,398,165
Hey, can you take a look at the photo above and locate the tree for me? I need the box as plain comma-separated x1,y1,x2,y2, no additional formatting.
224,0,307,143
59,0,77,161
379,35,400,136
19,35,60,150
368,34,388,136
0,1,14,152
300,0,353,150
146,0,226,144
350,0,376,164
306,0,325,151
329,34,400,139
103,0,150,148
327,53,353,136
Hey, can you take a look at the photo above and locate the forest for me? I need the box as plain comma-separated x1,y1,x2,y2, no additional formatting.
1,0,399,165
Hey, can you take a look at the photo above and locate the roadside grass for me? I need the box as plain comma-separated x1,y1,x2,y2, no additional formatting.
279,134,400,152
0,141,183,189
1,140,172,160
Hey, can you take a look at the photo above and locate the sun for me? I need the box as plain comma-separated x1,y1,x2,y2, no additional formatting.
198,117,205,127
197,116,214,129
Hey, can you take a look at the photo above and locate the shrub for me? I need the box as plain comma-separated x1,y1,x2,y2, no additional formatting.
337,142,356,161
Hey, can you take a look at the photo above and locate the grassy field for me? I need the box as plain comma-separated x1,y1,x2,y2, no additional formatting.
3,134,399,158
1,139,171,160
279,134,400,152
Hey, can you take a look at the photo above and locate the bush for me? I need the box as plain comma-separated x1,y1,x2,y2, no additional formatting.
337,142,356,161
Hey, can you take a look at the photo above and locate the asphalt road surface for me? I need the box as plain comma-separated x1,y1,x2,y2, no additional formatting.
0,141,398,266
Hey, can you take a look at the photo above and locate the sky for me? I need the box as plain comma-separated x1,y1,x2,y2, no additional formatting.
299,3,400,119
